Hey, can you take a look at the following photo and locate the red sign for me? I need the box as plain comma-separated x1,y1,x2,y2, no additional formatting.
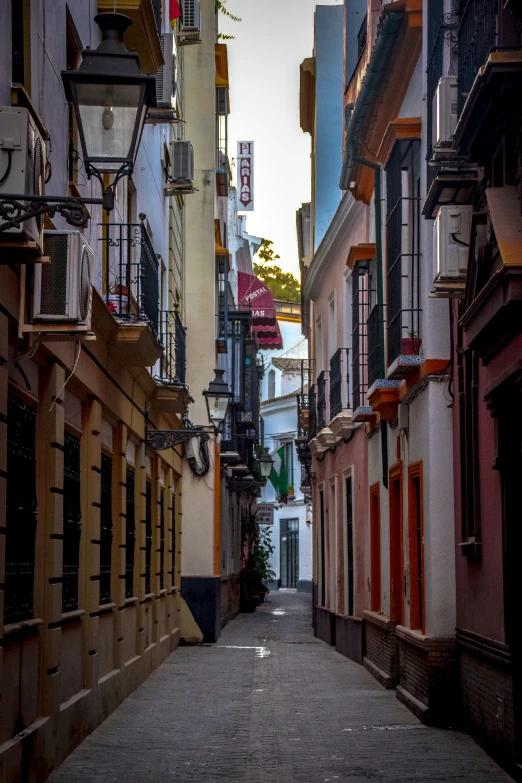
237,141,254,211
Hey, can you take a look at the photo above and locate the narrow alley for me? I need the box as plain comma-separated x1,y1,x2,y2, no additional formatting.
47,593,512,783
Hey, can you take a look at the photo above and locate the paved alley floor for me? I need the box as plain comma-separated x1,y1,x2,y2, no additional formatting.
47,592,513,782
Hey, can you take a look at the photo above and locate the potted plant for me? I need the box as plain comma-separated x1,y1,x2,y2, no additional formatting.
401,330,422,356
241,507,276,609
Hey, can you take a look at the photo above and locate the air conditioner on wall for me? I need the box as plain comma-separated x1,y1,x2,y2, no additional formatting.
33,231,93,328
156,33,176,108
432,77,458,150
164,141,194,194
180,0,201,42
0,106,46,250
433,205,473,285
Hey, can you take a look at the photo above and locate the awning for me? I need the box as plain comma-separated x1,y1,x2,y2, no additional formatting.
486,186,522,267
238,271,283,349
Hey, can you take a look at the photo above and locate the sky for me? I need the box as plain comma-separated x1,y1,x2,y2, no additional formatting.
220,0,342,276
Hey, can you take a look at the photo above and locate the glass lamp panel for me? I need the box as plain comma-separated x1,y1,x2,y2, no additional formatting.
260,461,272,479
207,395,229,424
75,82,142,163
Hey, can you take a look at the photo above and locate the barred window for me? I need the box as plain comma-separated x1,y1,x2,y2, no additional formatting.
159,488,165,591
145,481,152,595
62,432,82,613
170,486,176,589
125,468,136,599
100,454,113,605
4,395,37,625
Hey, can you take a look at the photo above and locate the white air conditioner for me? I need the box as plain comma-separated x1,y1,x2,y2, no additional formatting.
432,77,458,150
180,0,201,37
156,33,176,108
0,106,46,249
433,205,472,283
33,231,93,327
172,141,194,182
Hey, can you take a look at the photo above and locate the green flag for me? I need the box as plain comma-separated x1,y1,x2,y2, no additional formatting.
269,446,288,501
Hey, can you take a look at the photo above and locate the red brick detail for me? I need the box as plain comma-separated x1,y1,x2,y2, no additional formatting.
363,611,398,687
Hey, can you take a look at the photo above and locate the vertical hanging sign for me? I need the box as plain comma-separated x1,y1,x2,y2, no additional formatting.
237,141,254,211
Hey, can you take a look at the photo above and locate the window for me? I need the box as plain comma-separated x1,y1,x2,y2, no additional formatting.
216,87,229,196
328,481,337,611
170,484,176,589
328,292,336,360
268,369,276,400
369,483,380,612
159,488,165,590
386,139,421,366
315,316,323,373
459,350,481,546
345,476,354,617
284,442,294,497
62,432,82,613
100,454,113,605
408,462,425,632
389,463,403,624
11,0,28,87
352,261,371,410
66,10,82,184
426,0,444,180
125,468,136,599
319,490,326,606
145,481,152,595
4,396,37,624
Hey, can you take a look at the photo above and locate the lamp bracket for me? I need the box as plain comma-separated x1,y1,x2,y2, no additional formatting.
146,426,210,451
0,194,100,232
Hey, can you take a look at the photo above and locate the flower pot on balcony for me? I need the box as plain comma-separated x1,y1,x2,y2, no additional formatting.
400,337,422,356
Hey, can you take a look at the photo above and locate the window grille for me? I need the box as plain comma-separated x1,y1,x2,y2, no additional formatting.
352,261,371,408
125,468,136,599
346,476,354,617
100,454,113,605
426,0,444,179
4,395,37,625
329,348,350,418
62,432,82,613
457,0,498,116
317,371,328,431
159,489,165,591
170,488,176,589
386,139,422,367
145,481,152,595
308,384,317,441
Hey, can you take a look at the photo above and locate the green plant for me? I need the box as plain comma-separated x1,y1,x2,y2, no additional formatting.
217,1,241,39
242,507,275,595
254,241,301,304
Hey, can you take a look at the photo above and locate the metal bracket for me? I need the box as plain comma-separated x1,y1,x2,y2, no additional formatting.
146,427,210,451
0,194,100,232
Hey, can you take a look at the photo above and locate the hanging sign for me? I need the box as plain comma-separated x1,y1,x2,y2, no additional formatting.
257,504,274,525
237,141,254,211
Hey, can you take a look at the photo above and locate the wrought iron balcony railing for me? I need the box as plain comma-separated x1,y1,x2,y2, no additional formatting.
308,384,317,441
317,371,328,432
457,0,498,116
329,348,350,419
352,261,371,410
155,309,187,386
100,222,160,334
368,305,383,389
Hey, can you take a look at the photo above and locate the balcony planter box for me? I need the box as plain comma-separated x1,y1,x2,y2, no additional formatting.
400,337,422,355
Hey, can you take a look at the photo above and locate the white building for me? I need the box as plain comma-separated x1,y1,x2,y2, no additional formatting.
259,312,312,593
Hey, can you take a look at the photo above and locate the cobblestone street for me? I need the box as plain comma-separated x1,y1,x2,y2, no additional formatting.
47,592,513,782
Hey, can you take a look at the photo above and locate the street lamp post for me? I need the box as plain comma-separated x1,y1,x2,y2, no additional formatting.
0,13,156,233
203,369,233,435
258,447,274,480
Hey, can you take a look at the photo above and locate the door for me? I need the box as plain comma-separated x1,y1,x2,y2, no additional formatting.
280,519,299,588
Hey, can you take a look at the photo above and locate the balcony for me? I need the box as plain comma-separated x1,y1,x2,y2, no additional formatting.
153,309,189,415
308,384,317,442
329,349,350,418
457,0,498,116
367,305,383,390
317,371,328,431
100,222,162,367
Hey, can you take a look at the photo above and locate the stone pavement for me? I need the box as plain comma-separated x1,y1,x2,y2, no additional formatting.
47,591,513,782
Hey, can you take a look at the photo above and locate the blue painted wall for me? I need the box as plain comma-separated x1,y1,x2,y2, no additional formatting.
314,5,344,251
344,0,368,88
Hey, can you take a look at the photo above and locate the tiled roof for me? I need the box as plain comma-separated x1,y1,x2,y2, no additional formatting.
271,358,304,373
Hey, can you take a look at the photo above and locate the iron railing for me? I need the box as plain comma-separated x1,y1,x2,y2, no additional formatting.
457,0,498,115
317,371,328,431
4,395,37,625
426,0,445,177
352,261,371,410
100,454,113,605
357,13,368,59
125,468,136,599
145,481,152,595
156,309,186,386
386,139,422,367
308,385,317,441
329,348,350,419
100,222,160,334
368,305,383,389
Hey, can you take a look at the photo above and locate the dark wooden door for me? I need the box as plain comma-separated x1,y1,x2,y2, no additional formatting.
281,519,299,588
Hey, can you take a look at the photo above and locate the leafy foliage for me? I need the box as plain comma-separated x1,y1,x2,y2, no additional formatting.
254,240,301,304
242,507,276,594
217,0,241,39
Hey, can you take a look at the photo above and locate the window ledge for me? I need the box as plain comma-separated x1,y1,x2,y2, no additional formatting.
2,617,44,638
458,540,482,559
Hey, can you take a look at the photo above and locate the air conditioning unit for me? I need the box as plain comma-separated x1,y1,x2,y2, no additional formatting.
180,0,201,40
0,106,46,249
156,33,176,108
433,205,472,284
432,77,458,150
172,140,194,182
33,231,93,327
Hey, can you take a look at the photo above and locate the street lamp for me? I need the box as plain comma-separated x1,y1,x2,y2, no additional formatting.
0,12,155,234
62,13,156,213
203,369,232,433
258,447,274,479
